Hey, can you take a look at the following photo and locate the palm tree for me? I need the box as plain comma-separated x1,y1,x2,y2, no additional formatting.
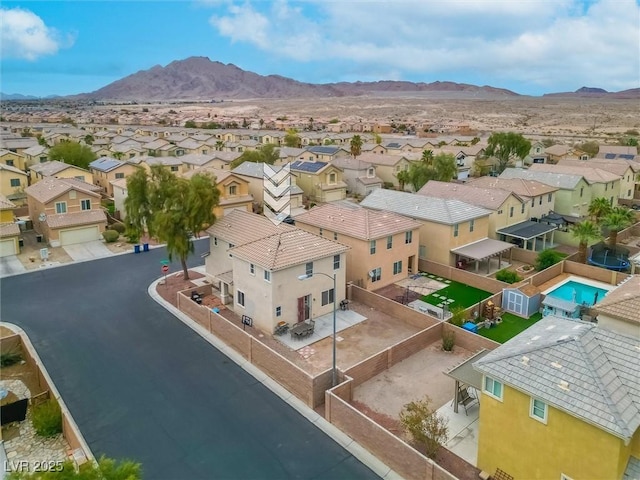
588,197,612,223
215,140,225,151
397,170,410,191
570,221,601,263
421,149,434,165
601,206,635,248
350,135,363,159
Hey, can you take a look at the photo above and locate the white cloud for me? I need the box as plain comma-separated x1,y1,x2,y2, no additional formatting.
0,8,71,61
209,0,640,92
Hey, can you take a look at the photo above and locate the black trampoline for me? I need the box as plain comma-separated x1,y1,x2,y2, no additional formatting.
588,242,631,272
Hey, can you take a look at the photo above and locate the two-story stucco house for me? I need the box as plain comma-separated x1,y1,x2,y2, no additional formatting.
182,167,253,218
592,275,640,338
0,149,27,172
361,189,513,273
294,202,421,290
0,195,19,257
290,160,347,203
29,160,93,185
89,157,140,197
473,315,640,480
0,164,29,206
205,210,348,333
356,153,413,189
25,177,106,247
558,158,638,201
330,157,383,197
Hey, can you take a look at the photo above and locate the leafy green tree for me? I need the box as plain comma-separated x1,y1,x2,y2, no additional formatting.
184,120,197,128
588,197,612,223
49,141,97,169
350,135,363,159
112,152,124,160
484,132,531,174
259,118,264,129
397,170,410,191
400,395,448,459
284,129,301,148
8,455,141,479
38,136,50,148
431,153,457,182
83,134,94,145
535,249,564,271
570,221,601,264
373,133,382,145
230,144,279,169
405,152,458,191
125,166,219,279
578,141,599,158
601,206,635,248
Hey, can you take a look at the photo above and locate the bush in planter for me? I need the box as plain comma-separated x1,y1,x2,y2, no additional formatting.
32,399,62,437
535,249,564,271
442,330,455,352
0,347,22,367
102,229,120,243
496,269,522,284
448,306,467,327
110,222,126,233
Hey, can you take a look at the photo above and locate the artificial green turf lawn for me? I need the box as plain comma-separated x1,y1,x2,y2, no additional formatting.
478,312,543,343
421,280,492,309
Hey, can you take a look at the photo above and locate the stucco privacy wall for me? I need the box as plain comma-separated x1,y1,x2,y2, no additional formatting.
177,289,331,408
418,259,509,293
0,331,93,463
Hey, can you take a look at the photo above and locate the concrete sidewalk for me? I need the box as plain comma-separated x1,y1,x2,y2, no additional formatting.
148,266,402,480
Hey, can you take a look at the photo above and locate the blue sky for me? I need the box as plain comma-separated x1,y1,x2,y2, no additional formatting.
1,0,639,97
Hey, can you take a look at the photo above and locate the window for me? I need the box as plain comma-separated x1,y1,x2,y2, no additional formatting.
305,262,313,276
370,267,381,282
333,254,340,270
264,270,271,282
387,235,393,249
6,159,14,167
333,232,338,241
509,206,514,217
228,243,235,257
580,187,584,198
170,166,179,172
483,376,503,400
547,193,552,202
405,231,412,244
539,196,542,205
393,260,402,275
328,172,336,184
319,228,323,236
115,172,125,179
321,288,335,306
237,290,245,307
370,239,376,254
497,209,503,215
521,203,525,214
453,224,459,237
250,264,255,275
80,199,91,210
531,198,535,207
214,237,217,246
605,183,608,191
75,176,85,181
469,219,474,233
367,167,375,177
530,398,547,423
10,178,20,187
55,202,67,214
275,306,282,317
228,185,237,196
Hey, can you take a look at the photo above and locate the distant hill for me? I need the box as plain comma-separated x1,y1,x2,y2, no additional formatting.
543,86,640,99
0,92,40,100
70,56,521,101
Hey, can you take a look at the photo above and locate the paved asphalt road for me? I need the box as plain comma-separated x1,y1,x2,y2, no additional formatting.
0,239,379,480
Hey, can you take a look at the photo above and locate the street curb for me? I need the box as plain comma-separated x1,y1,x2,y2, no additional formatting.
147,272,402,480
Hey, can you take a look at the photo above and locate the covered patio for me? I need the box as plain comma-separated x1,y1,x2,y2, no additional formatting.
497,220,558,252
451,238,514,275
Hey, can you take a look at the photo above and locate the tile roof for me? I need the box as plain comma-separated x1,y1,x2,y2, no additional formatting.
232,161,271,178
528,163,620,184
499,168,584,190
597,145,638,156
30,160,85,176
331,157,377,171
22,145,48,156
544,144,575,156
229,228,349,271
466,176,558,198
593,275,640,324
360,189,491,225
356,152,407,166
212,151,242,163
559,158,638,175
290,160,329,173
144,157,183,166
307,145,343,155
89,157,125,172
418,180,521,211
25,177,100,204
295,203,421,240
206,209,294,246
0,223,20,237
46,209,107,229
0,194,16,209
0,163,28,176
474,315,640,441
179,153,217,167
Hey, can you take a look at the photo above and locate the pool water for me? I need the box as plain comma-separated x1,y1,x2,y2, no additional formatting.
547,280,609,306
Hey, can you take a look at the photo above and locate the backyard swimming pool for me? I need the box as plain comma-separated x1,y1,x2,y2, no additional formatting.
546,280,610,306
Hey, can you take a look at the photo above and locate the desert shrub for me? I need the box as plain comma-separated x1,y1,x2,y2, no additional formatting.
0,348,22,367
102,229,120,243
442,330,455,352
448,306,466,327
110,222,126,233
32,400,62,437
400,395,449,459
496,269,522,284
535,249,564,271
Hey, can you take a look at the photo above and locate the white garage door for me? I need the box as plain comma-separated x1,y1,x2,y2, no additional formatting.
0,238,18,257
59,226,100,246
324,189,345,202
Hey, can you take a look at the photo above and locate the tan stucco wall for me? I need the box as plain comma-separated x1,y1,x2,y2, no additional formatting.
31,167,93,185
596,313,640,338
488,195,528,238
554,178,591,217
91,164,139,196
0,171,28,199
0,151,27,171
526,192,556,219
417,216,490,265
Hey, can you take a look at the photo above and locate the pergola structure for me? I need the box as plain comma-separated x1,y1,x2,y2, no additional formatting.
451,238,514,274
497,220,558,252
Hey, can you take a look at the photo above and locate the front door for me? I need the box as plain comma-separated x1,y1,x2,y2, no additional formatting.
408,255,415,274
297,295,311,323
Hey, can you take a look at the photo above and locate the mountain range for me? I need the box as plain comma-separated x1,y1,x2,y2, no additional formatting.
3,57,638,101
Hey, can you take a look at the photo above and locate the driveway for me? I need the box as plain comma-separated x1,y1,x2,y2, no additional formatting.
63,241,113,261
0,255,26,278
0,239,378,480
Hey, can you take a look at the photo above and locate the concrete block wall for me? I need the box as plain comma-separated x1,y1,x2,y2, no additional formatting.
388,325,443,367
563,260,630,285
442,323,500,352
418,260,508,294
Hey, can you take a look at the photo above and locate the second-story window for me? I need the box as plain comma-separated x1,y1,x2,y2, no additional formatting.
80,199,91,210
387,236,393,249
453,224,459,237
370,239,376,254
229,185,237,196
305,262,313,276
469,220,474,233
405,231,412,244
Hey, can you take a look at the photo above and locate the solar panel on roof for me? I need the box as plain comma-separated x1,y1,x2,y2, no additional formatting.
290,161,327,173
619,154,635,160
604,153,616,159
386,143,401,148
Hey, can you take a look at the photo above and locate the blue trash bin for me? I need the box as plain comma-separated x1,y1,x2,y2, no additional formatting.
134,244,141,254
143,243,149,252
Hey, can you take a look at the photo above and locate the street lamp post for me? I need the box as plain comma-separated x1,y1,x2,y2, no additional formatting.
298,271,337,387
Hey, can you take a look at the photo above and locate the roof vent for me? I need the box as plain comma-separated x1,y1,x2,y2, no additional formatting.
531,335,541,341
546,325,556,330
557,335,569,341
551,362,562,369
521,356,530,366
558,380,570,391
